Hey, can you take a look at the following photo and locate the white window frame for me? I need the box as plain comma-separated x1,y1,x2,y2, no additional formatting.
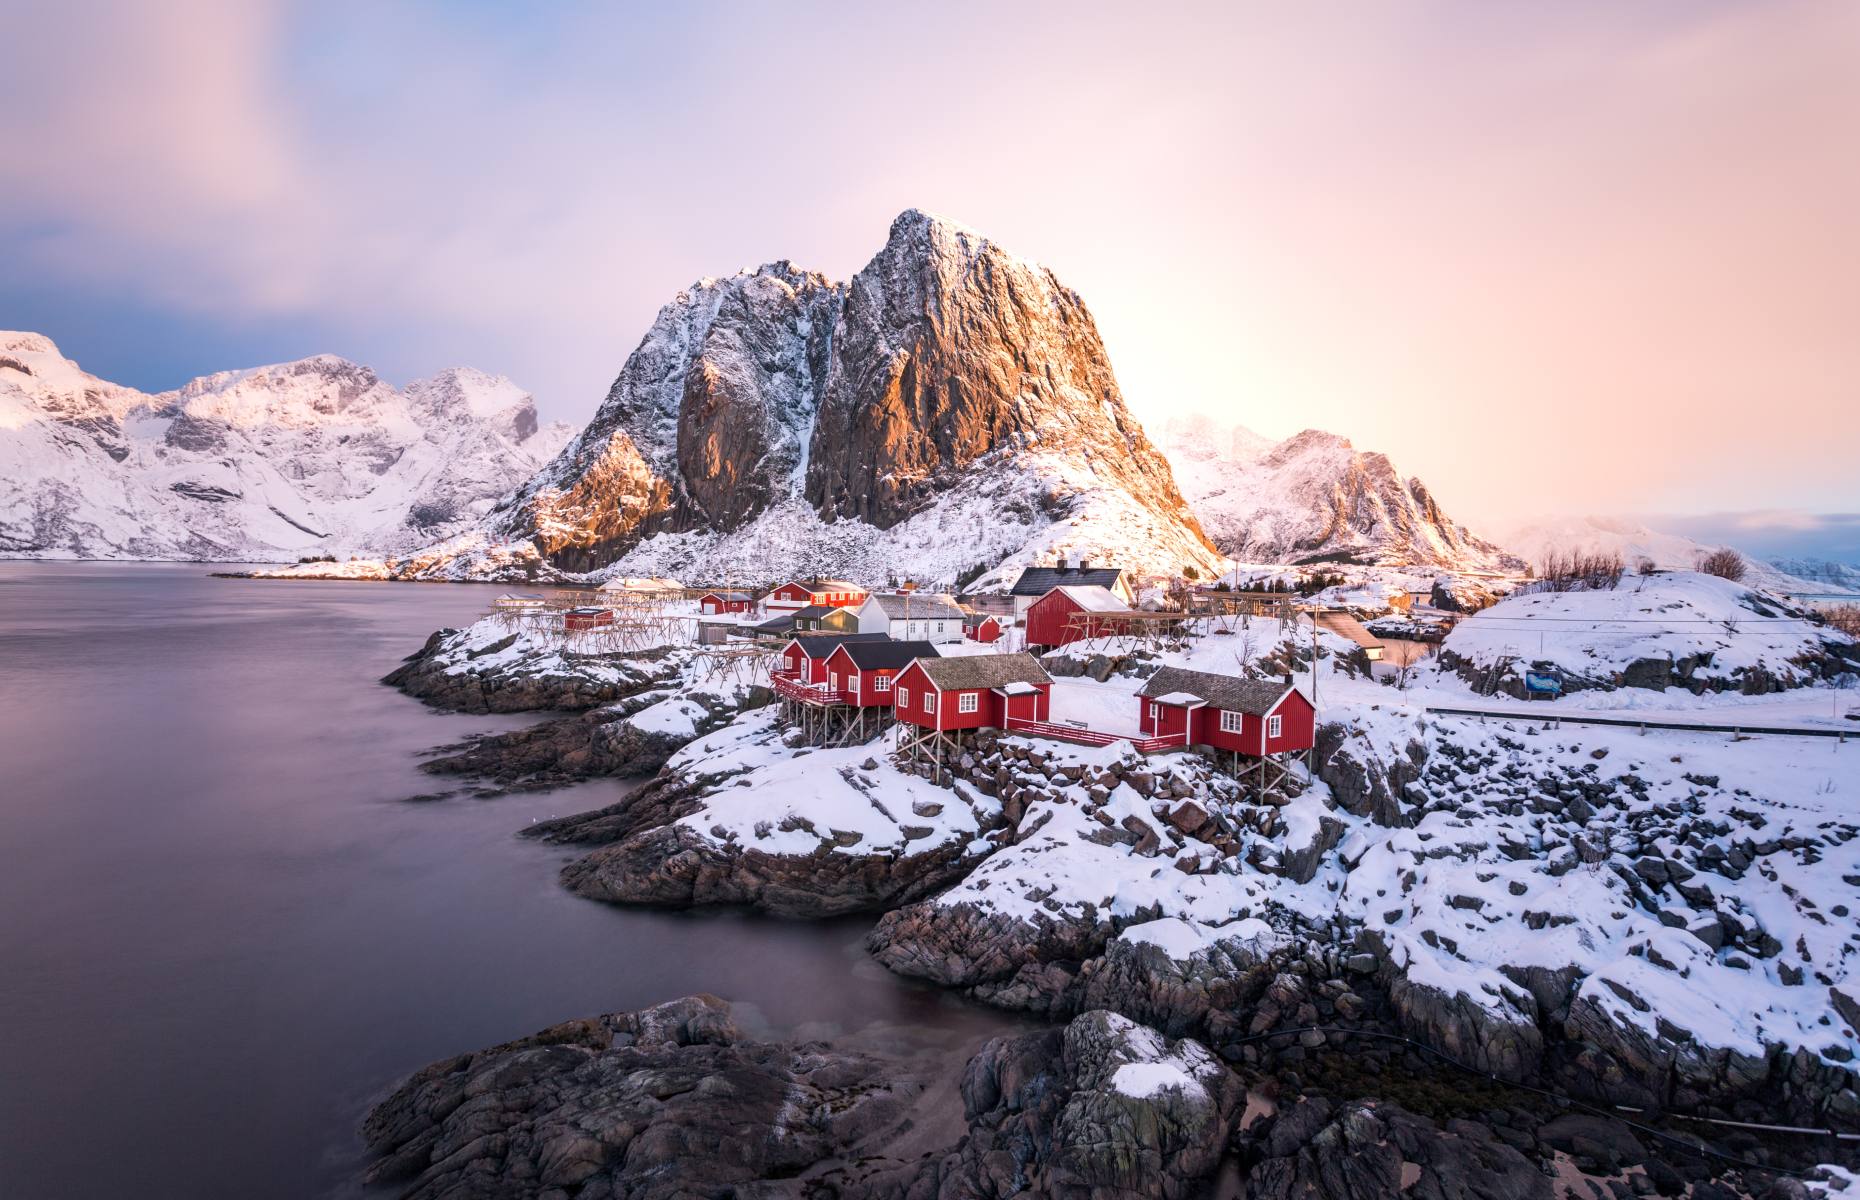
922,691,935,713
1267,714,1283,739
847,672,859,693
897,686,910,708
1219,710,1245,734
874,675,892,692
829,671,839,691
907,621,918,635
1148,702,1158,721
959,691,979,714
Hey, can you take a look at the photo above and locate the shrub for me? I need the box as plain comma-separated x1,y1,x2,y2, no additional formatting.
1698,547,1747,582
1536,548,1624,591
1825,604,1860,638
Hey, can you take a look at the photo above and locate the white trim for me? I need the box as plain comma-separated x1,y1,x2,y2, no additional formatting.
1267,713,1282,739
959,691,979,714
1218,709,1245,735
874,674,892,692
898,686,910,708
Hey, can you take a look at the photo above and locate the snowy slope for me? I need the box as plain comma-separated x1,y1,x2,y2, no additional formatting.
1437,569,1858,693
1159,417,1520,571
1494,515,1847,597
0,332,571,561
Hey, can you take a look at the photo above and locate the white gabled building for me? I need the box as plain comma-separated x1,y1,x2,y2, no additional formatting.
854,592,967,644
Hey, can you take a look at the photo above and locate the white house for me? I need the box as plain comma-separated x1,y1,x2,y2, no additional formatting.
854,592,967,643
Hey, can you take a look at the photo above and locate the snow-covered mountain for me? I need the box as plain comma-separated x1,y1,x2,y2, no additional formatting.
423,210,1226,587
0,332,571,561
1494,515,1847,596
1770,557,1860,593
1159,416,1521,571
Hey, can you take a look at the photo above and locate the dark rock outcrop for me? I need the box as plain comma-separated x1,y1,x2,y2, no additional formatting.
359,995,940,1199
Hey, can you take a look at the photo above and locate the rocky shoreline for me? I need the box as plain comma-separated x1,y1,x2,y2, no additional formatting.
364,621,1860,1195
361,994,1845,1199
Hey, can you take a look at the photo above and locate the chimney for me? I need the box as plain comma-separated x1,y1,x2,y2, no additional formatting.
1282,672,1293,689
1078,558,1092,572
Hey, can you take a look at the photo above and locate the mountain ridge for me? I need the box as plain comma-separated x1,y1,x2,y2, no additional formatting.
0,332,571,561
1159,416,1522,572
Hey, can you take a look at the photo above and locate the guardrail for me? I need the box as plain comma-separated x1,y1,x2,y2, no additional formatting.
1004,717,1189,753
1424,706,1852,741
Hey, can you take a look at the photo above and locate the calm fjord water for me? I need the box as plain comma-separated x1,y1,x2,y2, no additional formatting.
0,563,1003,1198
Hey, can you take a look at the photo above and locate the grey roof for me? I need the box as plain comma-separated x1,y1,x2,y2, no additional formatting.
1010,566,1123,596
865,592,966,619
701,591,751,601
1138,666,1293,715
787,632,887,659
754,614,796,634
792,604,841,620
838,640,942,671
912,652,1052,691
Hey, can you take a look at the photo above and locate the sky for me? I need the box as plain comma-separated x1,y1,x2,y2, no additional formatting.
3,0,1856,540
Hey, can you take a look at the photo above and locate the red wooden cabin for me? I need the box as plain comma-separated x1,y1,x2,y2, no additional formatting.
891,653,1053,733
763,579,868,611
822,640,941,707
1135,666,1315,756
562,607,615,632
698,591,752,615
776,633,886,686
1024,585,1136,649
962,613,1004,643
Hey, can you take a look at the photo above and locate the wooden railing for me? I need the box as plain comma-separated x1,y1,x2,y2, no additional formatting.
772,674,847,706
1003,716,1188,754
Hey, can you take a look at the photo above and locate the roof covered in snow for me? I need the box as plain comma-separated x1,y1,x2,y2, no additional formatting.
865,592,966,619
1138,666,1294,715
1045,584,1133,613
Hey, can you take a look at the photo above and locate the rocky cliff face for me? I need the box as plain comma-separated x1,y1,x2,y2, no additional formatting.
0,332,571,561
1162,418,1520,571
493,264,840,572
488,211,1223,585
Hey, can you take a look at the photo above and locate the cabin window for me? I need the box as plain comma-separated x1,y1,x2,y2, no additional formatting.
897,687,910,707
1219,710,1244,734
847,672,859,692
934,621,945,634
959,692,978,714
1148,702,1158,720
922,691,935,713
907,621,918,635
1267,714,1283,739
875,675,892,692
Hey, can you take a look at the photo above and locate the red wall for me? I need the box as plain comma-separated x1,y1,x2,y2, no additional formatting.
891,665,1050,729
1138,699,1193,741
965,619,1002,643
1025,592,1131,648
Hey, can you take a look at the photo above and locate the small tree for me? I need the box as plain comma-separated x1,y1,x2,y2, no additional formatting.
1699,547,1747,582
1825,604,1860,638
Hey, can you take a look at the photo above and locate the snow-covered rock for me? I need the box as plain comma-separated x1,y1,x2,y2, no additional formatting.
0,332,570,561
1436,570,1860,696
382,210,1228,588
1161,417,1521,572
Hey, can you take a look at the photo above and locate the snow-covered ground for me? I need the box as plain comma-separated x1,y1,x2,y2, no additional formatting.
1437,570,1856,694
